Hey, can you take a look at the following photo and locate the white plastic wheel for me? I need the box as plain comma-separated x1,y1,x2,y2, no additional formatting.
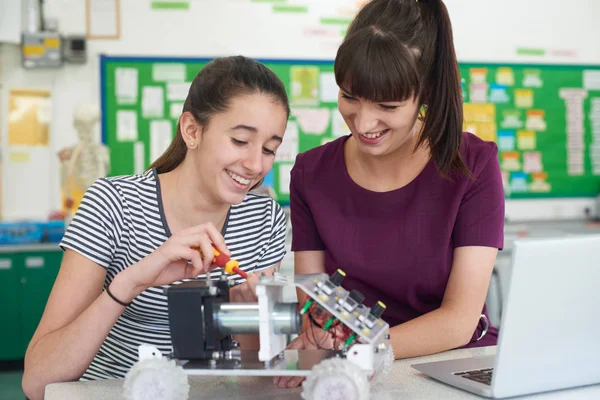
123,348,189,400
370,343,395,386
301,358,370,400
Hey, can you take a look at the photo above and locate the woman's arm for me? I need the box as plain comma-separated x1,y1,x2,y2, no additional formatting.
22,249,150,400
389,246,498,359
293,251,326,305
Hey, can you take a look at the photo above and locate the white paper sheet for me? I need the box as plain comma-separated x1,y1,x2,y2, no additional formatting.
115,68,138,104
87,0,119,38
153,63,186,82
278,164,293,195
134,141,145,174
275,121,299,162
319,72,338,102
142,86,164,118
116,110,138,141
332,110,351,137
166,82,191,101
150,120,173,163
291,108,331,135
170,102,184,119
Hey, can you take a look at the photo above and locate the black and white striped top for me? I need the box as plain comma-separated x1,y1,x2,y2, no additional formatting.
59,168,287,380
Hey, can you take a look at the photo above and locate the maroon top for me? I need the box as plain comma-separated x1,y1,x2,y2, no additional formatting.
290,132,505,347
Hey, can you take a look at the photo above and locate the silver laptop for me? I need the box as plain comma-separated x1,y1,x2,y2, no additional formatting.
412,234,600,398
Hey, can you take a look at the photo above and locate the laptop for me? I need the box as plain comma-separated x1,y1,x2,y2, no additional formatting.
412,234,600,398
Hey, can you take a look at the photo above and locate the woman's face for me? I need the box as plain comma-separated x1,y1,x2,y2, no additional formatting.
193,93,288,205
337,89,421,157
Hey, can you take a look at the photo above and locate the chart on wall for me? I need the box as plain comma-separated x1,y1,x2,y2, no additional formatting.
101,56,600,204
460,64,600,198
100,56,342,204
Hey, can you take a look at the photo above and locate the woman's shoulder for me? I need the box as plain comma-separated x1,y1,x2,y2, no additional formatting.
459,132,500,175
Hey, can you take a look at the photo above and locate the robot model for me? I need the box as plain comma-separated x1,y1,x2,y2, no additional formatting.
124,264,393,400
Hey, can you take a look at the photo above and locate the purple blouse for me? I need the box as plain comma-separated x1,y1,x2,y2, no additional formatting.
290,132,505,347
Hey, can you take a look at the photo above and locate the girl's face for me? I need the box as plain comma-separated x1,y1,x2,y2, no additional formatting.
192,93,288,205
337,89,422,157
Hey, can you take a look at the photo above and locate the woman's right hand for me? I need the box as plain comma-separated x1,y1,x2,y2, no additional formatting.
118,222,229,297
273,325,337,388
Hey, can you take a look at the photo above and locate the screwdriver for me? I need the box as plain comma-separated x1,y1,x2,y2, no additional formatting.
193,245,248,279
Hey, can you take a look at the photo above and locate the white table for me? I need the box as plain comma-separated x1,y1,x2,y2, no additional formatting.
45,346,600,399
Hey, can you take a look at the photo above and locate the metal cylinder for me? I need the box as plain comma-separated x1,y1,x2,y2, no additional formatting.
215,302,301,335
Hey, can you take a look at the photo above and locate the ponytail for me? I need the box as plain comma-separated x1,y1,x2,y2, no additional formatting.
417,0,470,178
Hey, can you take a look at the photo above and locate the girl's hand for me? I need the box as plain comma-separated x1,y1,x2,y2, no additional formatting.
123,223,229,295
229,272,259,303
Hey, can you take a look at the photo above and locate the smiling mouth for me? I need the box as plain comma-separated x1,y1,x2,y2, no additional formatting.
359,129,389,139
227,170,253,186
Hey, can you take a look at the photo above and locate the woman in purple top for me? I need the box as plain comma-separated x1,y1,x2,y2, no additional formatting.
274,0,504,388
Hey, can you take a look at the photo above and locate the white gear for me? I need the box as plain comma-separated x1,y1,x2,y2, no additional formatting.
301,357,370,400
123,345,189,400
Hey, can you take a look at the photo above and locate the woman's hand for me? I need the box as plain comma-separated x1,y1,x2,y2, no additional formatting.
229,273,259,303
273,324,338,388
117,223,229,299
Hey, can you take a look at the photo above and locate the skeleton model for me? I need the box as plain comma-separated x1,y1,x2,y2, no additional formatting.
124,270,394,400
58,104,109,222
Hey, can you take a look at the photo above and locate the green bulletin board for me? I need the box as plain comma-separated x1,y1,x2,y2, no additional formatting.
101,56,600,203
460,63,600,199
101,56,339,204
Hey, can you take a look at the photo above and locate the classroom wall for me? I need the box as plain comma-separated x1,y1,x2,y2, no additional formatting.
1,0,600,221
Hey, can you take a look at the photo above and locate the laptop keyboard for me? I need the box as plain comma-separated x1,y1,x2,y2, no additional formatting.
454,368,493,385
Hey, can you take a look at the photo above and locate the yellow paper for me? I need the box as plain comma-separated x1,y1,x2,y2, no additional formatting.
8,89,51,146
463,103,496,122
514,89,534,108
9,151,30,163
517,130,536,150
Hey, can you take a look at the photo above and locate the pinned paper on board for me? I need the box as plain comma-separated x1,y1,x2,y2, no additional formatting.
150,120,173,163
517,130,536,150
500,110,524,129
278,164,293,195
291,108,331,134
468,83,488,103
319,72,339,102
510,172,529,193
497,130,516,152
583,70,600,90
290,66,319,106
142,86,165,118
8,89,51,146
525,110,547,131
495,67,515,86
332,110,351,137
116,110,138,141
469,68,488,84
522,69,543,88
530,172,551,192
153,63,186,82
115,67,138,104
523,152,543,173
275,121,299,162
134,142,145,175
501,152,521,171
489,84,510,103
170,102,184,119
166,82,191,101
514,89,534,108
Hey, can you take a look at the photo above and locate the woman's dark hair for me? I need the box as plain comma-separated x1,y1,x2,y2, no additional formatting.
334,0,469,177
150,56,290,177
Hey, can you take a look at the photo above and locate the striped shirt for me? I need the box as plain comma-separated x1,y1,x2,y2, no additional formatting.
60,168,287,380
